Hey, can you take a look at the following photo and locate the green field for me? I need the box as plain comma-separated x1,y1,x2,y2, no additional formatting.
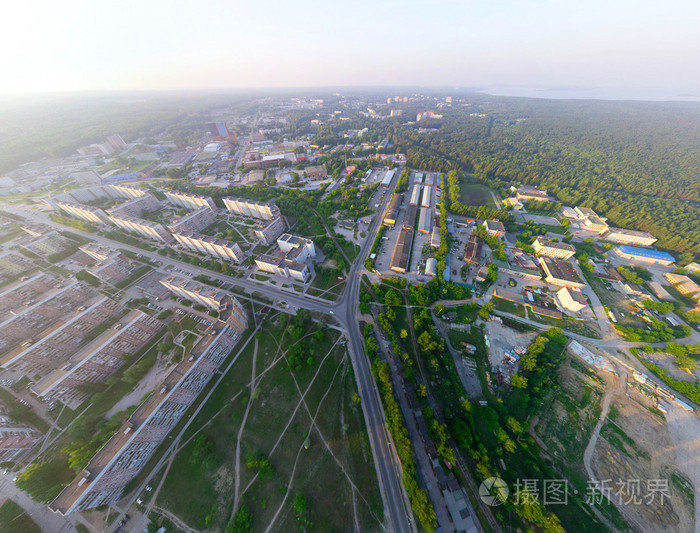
459,181,498,207
0,499,41,533
155,311,383,532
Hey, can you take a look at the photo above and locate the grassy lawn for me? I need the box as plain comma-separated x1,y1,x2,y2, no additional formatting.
156,313,382,532
459,181,498,207
0,499,41,533
437,302,480,323
491,296,526,317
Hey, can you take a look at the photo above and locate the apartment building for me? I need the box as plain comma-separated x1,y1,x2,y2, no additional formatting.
254,215,286,245
110,184,150,199
164,191,217,211
172,232,244,263
107,214,173,243
532,238,576,259
222,197,277,220
255,254,310,282
159,277,248,332
166,207,216,234
277,234,316,262
50,322,244,514
79,243,119,262
106,193,160,218
56,201,109,224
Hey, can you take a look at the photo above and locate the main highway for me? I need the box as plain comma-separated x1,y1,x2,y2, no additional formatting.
4,172,415,532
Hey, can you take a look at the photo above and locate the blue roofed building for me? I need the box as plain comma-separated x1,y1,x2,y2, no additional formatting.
614,245,675,266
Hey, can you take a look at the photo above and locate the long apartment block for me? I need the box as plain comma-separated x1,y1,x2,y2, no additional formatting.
166,206,216,234
56,201,110,224
50,322,244,514
222,197,278,220
164,191,217,211
172,232,244,263
107,214,173,243
159,276,247,333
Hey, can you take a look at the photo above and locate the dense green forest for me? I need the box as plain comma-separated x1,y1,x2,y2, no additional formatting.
389,97,700,254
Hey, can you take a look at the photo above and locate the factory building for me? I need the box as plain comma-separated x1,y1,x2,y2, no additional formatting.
383,194,403,227
409,186,421,206
421,186,432,208
614,245,675,266
417,207,433,234
390,228,413,273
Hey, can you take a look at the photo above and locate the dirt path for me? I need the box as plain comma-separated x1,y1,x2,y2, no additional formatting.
152,505,198,533
583,368,627,483
232,337,259,512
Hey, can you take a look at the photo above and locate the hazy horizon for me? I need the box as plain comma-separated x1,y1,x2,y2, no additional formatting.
2,0,699,102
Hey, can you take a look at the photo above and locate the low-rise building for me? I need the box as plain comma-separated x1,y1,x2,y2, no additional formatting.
556,287,588,312
559,206,578,219
685,262,700,274
647,281,673,301
516,186,551,202
614,245,675,266
581,215,608,234
484,220,505,238
167,207,216,234
600,227,657,247
502,197,524,210
538,256,585,288
665,273,700,297
430,226,441,248
532,238,576,259
417,207,433,234
464,235,483,264
305,165,327,180
172,232,244,263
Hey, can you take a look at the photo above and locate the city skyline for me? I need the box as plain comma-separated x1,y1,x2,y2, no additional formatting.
2,0,700,101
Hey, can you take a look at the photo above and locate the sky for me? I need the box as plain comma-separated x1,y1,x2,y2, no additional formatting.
1,0,699,100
